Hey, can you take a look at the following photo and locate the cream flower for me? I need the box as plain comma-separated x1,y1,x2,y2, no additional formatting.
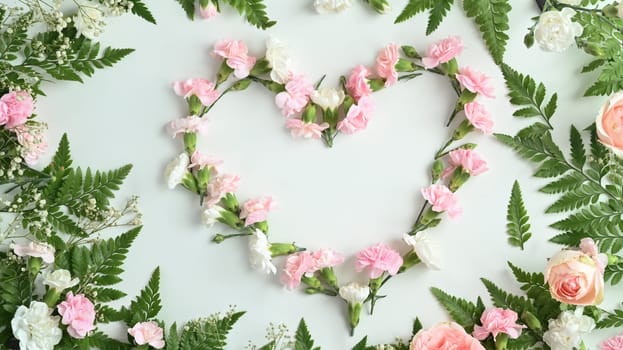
201,205,224,228
314,0,353,13
164,153,190,190
74,2,106,39
311,87,345,111
542,310,595,350
11,301,62,350
248,229,276,274
42,269,79,291
339,282,370,304
265,37,292,84
402,232,441,270
534,8,583,52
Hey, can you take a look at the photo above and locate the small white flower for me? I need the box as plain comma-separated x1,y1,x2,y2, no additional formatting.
402,232,441,270
248,229,276,274
314,0,353,14
73,2,106,39
534,8,583,52
265,37,292,84
11,301,62,350
311,87,345,111
42,269,79,291
201,205,224,228
339,282,370,304
542,310,595,350
164,153,190,190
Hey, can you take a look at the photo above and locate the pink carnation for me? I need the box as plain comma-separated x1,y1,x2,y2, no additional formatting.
213,40,256,79
464,102,494,135
275,75,313,117
442,148,488,178
199,2,218,18
285,119,329,139
421,184,462,219
57,292,96,339
280,251,317,290
601,334,623,350
205,173,240,207
0,91,34,129
128,321,165,349
472,308,525,340
13,241,55,264
168,116,209,137
240,196,276,226
312,248,345,270
456,67,495,98
376,44,399,87
345,65,372,101
172,78,220,106
355,243,403,279
189,150,222,171
337,96,375,134
422,36,464,69
13,122,48,166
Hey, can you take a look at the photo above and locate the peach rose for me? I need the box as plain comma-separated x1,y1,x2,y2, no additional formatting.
545,250,604,305
596,91,623,157
410,322,485,350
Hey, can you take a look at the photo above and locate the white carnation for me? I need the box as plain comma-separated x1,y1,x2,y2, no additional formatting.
74,2,106,39
314,0,353,14
11,301,62,350
265,37,292,84
339,282,369,304
402,232,441,270
42,269,79,291
542,310,595,350
311,87,345,111
534,8,583,52
201,205,224,228
248,229,276,274
164,153,190,190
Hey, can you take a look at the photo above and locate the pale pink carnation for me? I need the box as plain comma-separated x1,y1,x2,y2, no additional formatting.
580,237,608,273
172,78,220,106
275,75,313,117
0,100,7,125
345,65,372,101
13,241,55,263
376,44,399,87
205,173,240,207
442,148,488,178
128,321,165,349
456,67,495,98
57,292,96,339
421,184,462,219
411,322,485,350
601,334,623,350
355,243,403,279
464,101,494,135
13,122,48,166
472,308,525,340
311,248,345,270
168,116,209,137
280,251,317,290
422,36,464,69
199,2,218,18
213,40,256,79
285,119,329,139
1,91,34,129
337,96,375,134
240,196,276,226
189,150,222,171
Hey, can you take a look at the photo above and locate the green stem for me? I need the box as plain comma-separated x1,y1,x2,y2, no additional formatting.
202,85,235,116
212,232,252,243
435,139,453,159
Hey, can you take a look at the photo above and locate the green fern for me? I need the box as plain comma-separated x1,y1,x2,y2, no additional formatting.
605,260,623,285
462,0,511,65
506,180,532,250
125,267,162,325
394,0,433,23
0,257,31,342
223,0,276,29
128,0,157,24
294,319,320,350
481,278,536,317
598,304,623,328
169,311,245,350
430,287,484,332
426,0,454,34
175,0,195,19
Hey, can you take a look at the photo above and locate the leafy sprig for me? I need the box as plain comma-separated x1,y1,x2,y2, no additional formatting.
174,0,276,29
506,180,533,250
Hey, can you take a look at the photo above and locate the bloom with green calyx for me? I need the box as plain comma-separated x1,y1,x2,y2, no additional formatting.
339,282,370,336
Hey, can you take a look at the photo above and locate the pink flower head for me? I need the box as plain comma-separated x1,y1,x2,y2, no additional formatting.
580,237,608,273
213,40,256,79
172,78,220,106
337,96,375,134
240,196,276,226
167,116,209,137
311,248,345,270
456,67,495,98
410,322,485,350
280,251,317,290
346,65,372,101
422,36,464,69
285,119,329,139
472,308,525,340
57,292,96,339
199,2,218,19
275,74,313,117
421,184,462,219
189,150,222,171
601,334,623,350
1,91,34,129
443,148,488,178
376,44,399,87
464,101,494,135
545,249,604,305
13,122,48,166
355,243,403,279
128,321,165,349
205,173,240,206
12,241,55,263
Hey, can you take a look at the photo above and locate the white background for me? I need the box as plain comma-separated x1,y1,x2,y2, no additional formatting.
32,0,623,348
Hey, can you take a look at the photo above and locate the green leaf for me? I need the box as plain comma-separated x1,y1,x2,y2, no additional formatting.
223,0,276,29
395,0,432,23
430,287,483,332
481,278,535,317
126,267,162,325
294,319,319,350
508,262,561,322
605,261,623,285
175,0,196,19
462,0,511,65
501,63,556,124
426,0,454,35
506,180,532,250
597,304,623,328
569,125,587,169
545,182,601,213
128,0,157,24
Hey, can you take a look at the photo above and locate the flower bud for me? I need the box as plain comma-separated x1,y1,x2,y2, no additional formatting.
28,257,42,276
302,104,317,124
442,58,459,75
401,45,421,59
431,159,443,182
231,78,252,91
218,210,243,229
368,78,385,91
196,167,212,190
217,61,234,84
452,120,475,141
301,275,323,289
188,95,203,115
183,133,197,154
521,311,542,331
269,242,303,257
367,0,390,14
524,32,534,48
212,234,225,243
395,58,417,72
319,267,339,290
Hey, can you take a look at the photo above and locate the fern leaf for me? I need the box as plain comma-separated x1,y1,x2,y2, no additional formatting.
463,0,511,65
294,319,319,350
597,305,623,328
570,125,587,169
395,0,432,23
506,181,532,250
426,0,454,35
605,261,623,285
175,0,195,19
508,262,560,322
430,287,482,332
127,267,162,324
128,0,157,24
545,182,602,214
501,63,556,123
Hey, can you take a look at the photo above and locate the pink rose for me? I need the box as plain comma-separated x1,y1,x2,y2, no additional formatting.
545,249,605,305
346,65,372,101
57,292,96,339
421,184,462,219
337,96,375,134
1,91,34,129
172,78,220,106
213,40,256,79
285,119,329,139
128,321,165,349
456,67,495,98
205,173,240,207
464,102,494,135
167,116,209,137
199,2,218,18
355,243,403,279
472,308,525,340
240,196,276,226
12,241,55,263
579,237,608,272
410,322,485,350
189,150,222,171
443,148,488,178
311,248,345,270
601,334,623,350
13,123,48,166
275,74,313,117
376,44,399,87
422,36,464,69
280,251,317,290
596,92,623,157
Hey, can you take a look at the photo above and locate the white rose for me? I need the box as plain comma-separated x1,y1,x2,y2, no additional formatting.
311,87,345,111
164,153,190,190
402,232,441,270
201,205,224,227
42,269,79,291
314,0,353,14
542,310,595,350
11,301,62,350
339,282,370,304
265,37,292,84
74,3,106,39
534,8,583,52
248,229,276,274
